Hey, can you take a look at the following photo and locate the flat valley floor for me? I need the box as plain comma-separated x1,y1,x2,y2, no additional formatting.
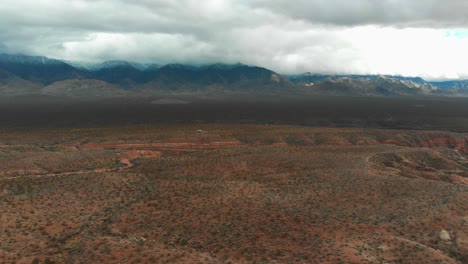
0,125,467,263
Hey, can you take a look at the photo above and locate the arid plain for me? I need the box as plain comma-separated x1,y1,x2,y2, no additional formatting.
0,124,467,263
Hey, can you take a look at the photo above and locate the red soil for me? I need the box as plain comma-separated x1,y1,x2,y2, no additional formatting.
0,125,466,263
82,140,244,151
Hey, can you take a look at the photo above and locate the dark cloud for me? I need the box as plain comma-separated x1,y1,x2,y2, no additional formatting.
0,0,467,79
250,0,468,27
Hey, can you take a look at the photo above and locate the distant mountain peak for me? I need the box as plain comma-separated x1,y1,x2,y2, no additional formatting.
161,63,198,70
0,53,466,97
99,60,133,69
0,53,82,85
202,63,246,70
66,60,152,71
144,64,161,72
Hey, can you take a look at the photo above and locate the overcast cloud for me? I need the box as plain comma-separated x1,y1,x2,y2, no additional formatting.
1,0,468,79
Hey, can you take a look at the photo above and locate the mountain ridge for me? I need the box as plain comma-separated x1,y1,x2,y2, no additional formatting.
0,53,467,98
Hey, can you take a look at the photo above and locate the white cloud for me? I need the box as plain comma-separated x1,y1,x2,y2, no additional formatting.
59,32,216,64
0,0,468,79
341,27,468,80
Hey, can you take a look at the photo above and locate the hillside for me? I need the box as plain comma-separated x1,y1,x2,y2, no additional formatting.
0,69,43,96
43,79,128,98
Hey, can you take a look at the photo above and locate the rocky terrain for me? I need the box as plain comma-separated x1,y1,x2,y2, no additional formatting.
0,125,466,263
296,75,437,96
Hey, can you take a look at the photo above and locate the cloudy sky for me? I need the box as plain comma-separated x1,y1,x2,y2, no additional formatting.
1,0,468,80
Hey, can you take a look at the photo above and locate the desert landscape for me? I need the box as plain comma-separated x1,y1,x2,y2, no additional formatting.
2,1,468,263
0,124,466,263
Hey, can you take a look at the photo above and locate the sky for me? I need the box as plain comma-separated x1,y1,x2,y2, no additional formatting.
1,0,468,80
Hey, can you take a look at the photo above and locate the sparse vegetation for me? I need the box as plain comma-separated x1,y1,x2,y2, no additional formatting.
0,124,466,263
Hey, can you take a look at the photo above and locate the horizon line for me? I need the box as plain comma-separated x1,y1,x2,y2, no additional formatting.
1,52,467,82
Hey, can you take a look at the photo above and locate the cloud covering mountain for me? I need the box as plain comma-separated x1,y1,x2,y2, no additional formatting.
0,0,467,80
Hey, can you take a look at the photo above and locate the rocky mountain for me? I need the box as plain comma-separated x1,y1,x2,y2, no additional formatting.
428,80,468,96
92,60,151,71
139,63,294,91
294,75,435,96
66,60,153,72
0,54,83,85
291,73,439,96
288,73,468,96
289,73,428,86
430,80,468,89
1,53,468,98
88,64,145,88
64,59,291,91
66,60,161,88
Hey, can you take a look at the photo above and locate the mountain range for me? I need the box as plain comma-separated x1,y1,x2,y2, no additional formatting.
0,53,467,98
